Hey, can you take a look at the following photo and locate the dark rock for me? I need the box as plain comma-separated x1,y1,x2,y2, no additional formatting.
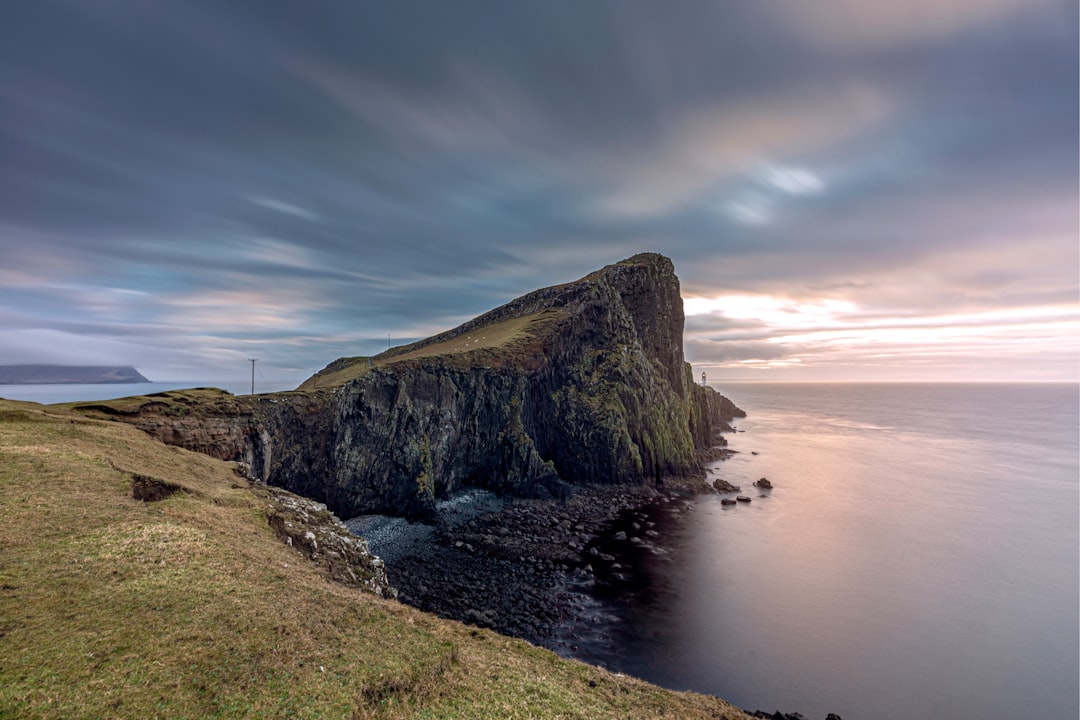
463,609,495,628
754,477,773,489
130,474,183,502
721,498,737,506
88,254,744,523
712,478,741,493
736,496,751,503
262,486,395,599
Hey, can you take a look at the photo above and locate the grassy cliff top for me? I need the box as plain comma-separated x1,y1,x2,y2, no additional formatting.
53,386,245,418
300,253,677,392
299,308,566,390
0,398,753,719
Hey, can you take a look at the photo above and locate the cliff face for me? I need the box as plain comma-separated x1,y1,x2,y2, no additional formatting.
75,254,743,520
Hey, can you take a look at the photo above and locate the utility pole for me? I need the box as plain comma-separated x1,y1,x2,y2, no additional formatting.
249,358,257,395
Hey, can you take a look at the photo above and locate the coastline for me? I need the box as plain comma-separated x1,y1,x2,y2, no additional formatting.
352,470,836,719
346,431,752,654
351,480,709,654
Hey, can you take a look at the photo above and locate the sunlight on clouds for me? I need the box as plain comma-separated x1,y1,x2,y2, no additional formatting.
768,309,1079,347
163,290,326,331
720,163,827,226
685,294,859,327
597,84,889,218
724,197,772,226
763,0,1054,53
758,164,825,195
686,291,1080,380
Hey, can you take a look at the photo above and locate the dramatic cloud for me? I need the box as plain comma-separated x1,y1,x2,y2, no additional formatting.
0,1,1075,384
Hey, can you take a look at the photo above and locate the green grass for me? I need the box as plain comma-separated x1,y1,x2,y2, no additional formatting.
0,398,754,719
299,309,567,390
53,387,245,419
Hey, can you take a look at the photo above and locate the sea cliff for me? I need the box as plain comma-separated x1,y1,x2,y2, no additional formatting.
70,253,743,522
0,396,760,719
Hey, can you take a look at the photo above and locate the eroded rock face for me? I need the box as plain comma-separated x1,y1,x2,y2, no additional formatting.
84,254,744,522
130,473,184,502
261,485,396,599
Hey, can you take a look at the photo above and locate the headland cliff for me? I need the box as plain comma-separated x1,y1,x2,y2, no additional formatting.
70,253,742,522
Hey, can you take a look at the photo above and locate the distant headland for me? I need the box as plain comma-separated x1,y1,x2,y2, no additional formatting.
0,365,150,385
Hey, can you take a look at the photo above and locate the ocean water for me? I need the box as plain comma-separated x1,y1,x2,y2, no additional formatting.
0,380,298,404
606,382,1079,719
6,378,1076,717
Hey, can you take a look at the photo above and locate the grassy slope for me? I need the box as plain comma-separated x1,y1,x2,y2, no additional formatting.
298,309,565,390
52,387,248,418
0,399,753,720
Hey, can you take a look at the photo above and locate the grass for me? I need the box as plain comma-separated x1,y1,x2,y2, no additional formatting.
299,309,566,390
0,398,754,719
53,387,245,419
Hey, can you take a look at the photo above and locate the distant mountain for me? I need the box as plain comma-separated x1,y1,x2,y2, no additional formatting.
0,365,150,384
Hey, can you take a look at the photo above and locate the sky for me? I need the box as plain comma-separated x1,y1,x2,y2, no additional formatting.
1,0,1077,385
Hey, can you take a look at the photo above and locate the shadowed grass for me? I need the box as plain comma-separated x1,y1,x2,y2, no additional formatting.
0,398,754,719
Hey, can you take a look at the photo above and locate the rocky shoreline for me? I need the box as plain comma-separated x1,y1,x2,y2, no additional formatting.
348,479,708,651
349,462,844,720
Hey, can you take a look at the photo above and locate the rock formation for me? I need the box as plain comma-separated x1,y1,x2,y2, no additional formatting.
73,253,743,521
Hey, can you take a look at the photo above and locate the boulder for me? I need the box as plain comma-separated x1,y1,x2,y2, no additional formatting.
754,477,773,489
712,478,741,493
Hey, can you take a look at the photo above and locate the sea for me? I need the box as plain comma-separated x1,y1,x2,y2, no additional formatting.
5,379,1076,718
598,382,1079,720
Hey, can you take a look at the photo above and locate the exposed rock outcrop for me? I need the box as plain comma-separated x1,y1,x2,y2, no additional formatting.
73,254,744,522
260,484,396,599
130,473,184,502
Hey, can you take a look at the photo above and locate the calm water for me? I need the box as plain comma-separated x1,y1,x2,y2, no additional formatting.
606,382,1079,719
6,379,1077,717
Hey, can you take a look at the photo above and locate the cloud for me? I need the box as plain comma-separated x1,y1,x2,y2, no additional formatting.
717,163,828,226
761,0,1067,53
595,83,891,219
248,196,320,221
757,164,825,195
723,196,773,226
0,2,1073,382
